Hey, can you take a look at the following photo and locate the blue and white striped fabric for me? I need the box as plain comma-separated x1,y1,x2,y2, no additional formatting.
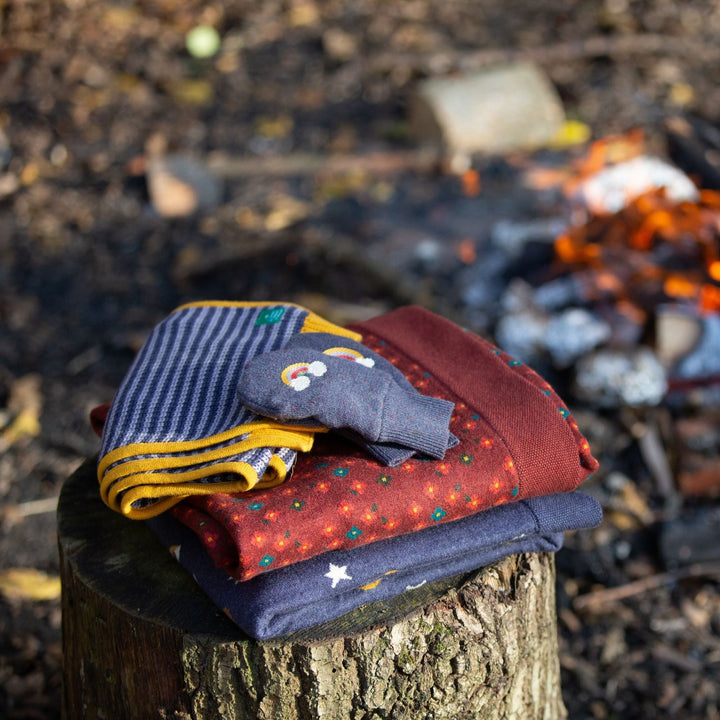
97,301,361,519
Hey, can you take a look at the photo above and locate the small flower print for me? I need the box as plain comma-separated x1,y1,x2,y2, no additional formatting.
314,481,331,493
479,437,493,449
559,406,569,418
511,485,519,496
460,453,474,465
465,494,481,508
338,500,354,516
259,555,274,567
504,457,515,472
362,508,375,523
424,483,438,498
489,477,502,493
264,510,279,522
315,462,330,469
376,474,392,486
346,526,362,540
290,499,306,511
247,502,264,511
333,467,349,477
349,481,365,495
431,507,447,521
250,532,265,547
508,359,522,367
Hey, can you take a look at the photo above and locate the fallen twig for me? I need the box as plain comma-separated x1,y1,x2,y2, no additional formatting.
573,561,720,612
365,33,720,74
206,148,440,179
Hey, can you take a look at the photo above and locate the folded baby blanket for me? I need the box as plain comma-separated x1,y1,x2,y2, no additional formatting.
170,305,599,580
148,490,602,640
97,301,361,519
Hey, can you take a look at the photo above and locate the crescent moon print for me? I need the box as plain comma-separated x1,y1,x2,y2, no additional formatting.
280,360,327,391
322,346,375,368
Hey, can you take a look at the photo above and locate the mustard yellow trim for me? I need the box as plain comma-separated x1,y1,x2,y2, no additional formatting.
105,459,262,510
115,458,290,519
301,312,362,340
119,494,184,520
113,450,295,518
97,419,324,479
171,300,362,341
174,299,298,312
255,453,290,489
99,427,318,505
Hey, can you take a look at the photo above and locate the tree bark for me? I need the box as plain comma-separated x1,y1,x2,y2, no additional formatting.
59,459,567,720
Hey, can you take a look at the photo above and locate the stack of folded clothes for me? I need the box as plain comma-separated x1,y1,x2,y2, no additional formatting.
93,301,602,640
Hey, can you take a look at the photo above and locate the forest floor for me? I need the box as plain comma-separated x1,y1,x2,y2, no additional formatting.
2,1,720,718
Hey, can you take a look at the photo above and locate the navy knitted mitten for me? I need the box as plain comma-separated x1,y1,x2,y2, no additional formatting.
285,333,459,465
238,348,455,461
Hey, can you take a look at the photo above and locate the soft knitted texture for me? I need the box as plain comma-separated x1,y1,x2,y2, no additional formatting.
96,301,361,519
238,347,455,460
147,491,602,640
284,332,459,466
170,305,599,580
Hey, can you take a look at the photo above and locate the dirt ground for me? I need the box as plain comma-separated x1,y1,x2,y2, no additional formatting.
2,1,720,718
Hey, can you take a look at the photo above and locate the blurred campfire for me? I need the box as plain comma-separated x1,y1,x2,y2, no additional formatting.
485,121,720,717
488,122,720,512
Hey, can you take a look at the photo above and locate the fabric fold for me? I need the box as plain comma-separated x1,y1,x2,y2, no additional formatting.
169,305,599,580
147,491,602,640
97,301,361,519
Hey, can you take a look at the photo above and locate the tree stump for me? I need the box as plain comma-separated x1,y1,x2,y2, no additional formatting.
59,459,568,720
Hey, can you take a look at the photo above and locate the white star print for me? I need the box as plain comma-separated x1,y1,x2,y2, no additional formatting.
324,563,352,588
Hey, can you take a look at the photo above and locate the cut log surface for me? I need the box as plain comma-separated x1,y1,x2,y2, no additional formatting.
59,459,567,720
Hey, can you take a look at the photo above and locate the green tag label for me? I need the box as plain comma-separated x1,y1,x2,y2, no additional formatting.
255,306,286,326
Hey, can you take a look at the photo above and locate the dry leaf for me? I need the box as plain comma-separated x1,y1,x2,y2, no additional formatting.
1,374,42,448
264,194,310,231
165,79,214,106
0,568,61,601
